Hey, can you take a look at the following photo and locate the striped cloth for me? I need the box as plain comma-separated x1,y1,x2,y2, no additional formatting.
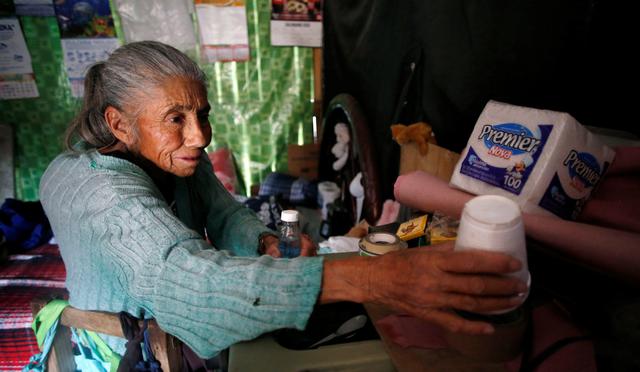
0,244,67,371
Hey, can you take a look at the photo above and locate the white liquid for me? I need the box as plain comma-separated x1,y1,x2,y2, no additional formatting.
455,195,530,314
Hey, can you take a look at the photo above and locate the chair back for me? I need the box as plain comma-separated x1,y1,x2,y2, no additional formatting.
31,298,182,372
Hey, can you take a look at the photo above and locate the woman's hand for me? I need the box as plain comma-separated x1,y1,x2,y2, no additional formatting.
259,233,317,258
320,241,527,335
299,234,318,257
260,234,281,258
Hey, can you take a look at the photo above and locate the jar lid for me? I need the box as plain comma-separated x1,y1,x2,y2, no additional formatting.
281,210,299,222
463,195,521,229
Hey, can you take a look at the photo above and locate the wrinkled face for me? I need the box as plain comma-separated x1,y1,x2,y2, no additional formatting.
129,77,212,177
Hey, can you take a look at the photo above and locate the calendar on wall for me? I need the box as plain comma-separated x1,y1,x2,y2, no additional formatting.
0,17,39,100
53,0,119,97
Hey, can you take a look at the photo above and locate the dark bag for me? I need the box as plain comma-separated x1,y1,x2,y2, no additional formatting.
118,313,162,372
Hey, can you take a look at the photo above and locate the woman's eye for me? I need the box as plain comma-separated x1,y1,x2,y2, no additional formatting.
169,115,184,125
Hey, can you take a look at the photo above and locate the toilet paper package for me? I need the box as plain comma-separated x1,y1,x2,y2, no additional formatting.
450,101,615,219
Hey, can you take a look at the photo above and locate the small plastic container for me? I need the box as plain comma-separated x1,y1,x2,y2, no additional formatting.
446,195,531,362
455,194,530,312
279,210,302,258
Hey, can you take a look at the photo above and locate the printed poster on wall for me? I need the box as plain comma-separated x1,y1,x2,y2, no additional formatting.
195,0,250,63
54,0,119,97
14,0,55,17
0,17,39,100
60,38,119,97
270,0,322,47
114,0,197,53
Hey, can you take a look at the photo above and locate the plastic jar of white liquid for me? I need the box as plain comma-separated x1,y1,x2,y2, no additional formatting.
455,194,531,313
446,195,531,362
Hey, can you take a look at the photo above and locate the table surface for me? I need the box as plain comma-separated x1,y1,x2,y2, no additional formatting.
364,303,508,372
322,252,510,371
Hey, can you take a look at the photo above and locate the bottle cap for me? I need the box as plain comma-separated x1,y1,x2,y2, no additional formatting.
455,195,530,314
281,210,299,222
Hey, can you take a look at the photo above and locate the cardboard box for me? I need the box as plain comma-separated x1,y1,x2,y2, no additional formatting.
399,142,460,182
287,143,319,180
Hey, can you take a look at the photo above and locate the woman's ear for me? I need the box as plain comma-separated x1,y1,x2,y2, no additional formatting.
104,106,135,146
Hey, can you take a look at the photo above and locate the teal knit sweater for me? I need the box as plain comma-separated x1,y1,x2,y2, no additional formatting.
39,148,323,358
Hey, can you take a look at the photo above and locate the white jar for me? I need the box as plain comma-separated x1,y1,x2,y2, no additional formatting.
455,195,531,313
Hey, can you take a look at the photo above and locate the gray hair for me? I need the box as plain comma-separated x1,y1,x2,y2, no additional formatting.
64,41,206,151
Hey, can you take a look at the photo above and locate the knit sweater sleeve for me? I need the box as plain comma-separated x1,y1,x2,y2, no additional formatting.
192,156,273,257
40,152,324,358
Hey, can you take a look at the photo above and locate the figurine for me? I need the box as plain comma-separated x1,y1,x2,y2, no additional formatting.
331,123,350,171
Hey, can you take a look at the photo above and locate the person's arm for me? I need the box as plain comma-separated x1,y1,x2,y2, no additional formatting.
523,214,640,284
259,233,317,258
194,156,317,258
320,241,526,335
41,154,324,359
394,170,640,285
192,155,273,256
102,194,324,359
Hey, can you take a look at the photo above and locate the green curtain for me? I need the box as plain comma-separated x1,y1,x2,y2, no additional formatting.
0,0,314,200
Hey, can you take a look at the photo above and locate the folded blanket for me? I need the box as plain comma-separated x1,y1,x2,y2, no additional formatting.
0,199,52,250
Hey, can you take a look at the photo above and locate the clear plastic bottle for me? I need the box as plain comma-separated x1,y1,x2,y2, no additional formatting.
278,210,302,258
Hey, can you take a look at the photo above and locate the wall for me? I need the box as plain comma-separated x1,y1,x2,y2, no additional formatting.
323,0,638,200
0,0,314,200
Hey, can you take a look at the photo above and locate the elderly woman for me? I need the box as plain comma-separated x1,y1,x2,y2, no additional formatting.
40,41,526,360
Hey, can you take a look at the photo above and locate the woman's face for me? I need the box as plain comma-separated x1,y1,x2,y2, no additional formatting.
129,77,212,177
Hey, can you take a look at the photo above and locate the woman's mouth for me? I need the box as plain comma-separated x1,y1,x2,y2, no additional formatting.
176,155,201,163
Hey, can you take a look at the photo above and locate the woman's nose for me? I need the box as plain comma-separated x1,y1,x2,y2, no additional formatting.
184,118,210,148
